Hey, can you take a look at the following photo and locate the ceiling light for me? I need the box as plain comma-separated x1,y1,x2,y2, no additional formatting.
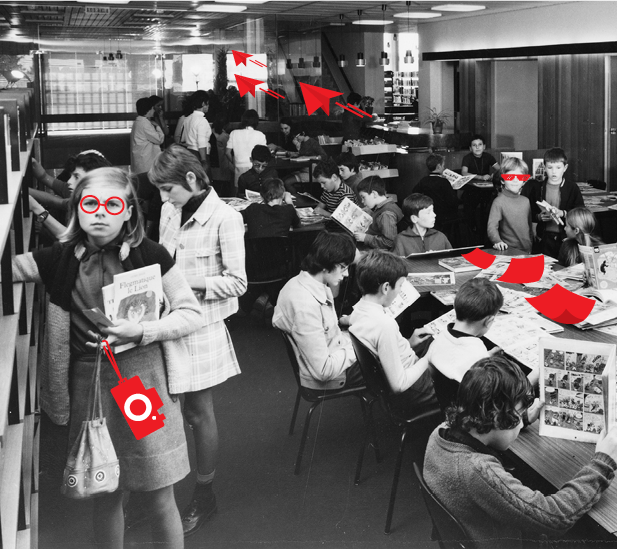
213,0,268,3
352,20,393,25
338,54,347,68
196,4,247,12
432,4,486,11
394,12,442,19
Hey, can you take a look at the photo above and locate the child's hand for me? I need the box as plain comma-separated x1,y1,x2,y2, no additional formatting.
493,241,508,250
488,346,503,356
283,192,294,205
353,231,366,242
526,398,545,425
98,319,144,346
339,314,351,327
409,326,433,348
32,158,47,181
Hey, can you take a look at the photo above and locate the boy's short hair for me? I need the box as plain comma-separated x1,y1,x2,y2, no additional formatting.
241,109,260,129
402,193,433,219
470,134,485,146
495,158,529,192
356,250,408,295
260,178,285,202
447,356,534,434
313,158,340,180
136,97,152,116
357,176,386,197
251,145,272,163
426,154,444,172
543,147,568,165
454,278,503,322
300,231,356,274
336,151,360,173
347,92,362,105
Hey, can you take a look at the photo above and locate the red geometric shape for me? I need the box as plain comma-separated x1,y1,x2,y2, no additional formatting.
497,255,544,283
299,82,343,115
234,74,265,97
462,248,496,270
525,285,596,324
232,50,252,66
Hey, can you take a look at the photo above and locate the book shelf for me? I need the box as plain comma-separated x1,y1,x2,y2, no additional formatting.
0,87,42,549
384,70,418,122
342,143,399,181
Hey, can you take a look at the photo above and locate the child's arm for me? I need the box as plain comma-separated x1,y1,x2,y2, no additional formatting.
29,196,67,240
359,211,398,250
487,200,507,250
12,252,43,284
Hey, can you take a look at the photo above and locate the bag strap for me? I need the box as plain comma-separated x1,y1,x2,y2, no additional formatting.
88,338,104,421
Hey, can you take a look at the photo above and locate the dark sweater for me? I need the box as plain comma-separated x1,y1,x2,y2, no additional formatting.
242,203,300,238
530,179,585,238
237,166,279,197
392,226,452,256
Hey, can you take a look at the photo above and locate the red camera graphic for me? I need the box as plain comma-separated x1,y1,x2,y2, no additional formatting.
102,340,165,440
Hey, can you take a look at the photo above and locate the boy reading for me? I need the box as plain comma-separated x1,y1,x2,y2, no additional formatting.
348,250,437,415
424,356,617,549
237,144,278,197
531,147,585,259
336,151,363,196
312,158,358,217
427,278,504,383
354,176,403,251
392,193,452,256
413,154,458,227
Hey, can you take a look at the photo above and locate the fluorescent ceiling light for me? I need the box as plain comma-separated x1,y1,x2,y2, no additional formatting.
432,4,486,11
352,20,393,25
214,0,268,3
394,12,442,19
196,4,247,12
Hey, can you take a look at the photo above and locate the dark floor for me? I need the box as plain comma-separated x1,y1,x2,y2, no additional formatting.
38,313,439,549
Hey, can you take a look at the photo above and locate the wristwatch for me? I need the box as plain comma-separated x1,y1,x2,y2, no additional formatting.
36,210,49,223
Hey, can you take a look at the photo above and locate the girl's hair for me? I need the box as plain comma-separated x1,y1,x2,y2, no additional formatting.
148,144,210,192
301,231,356,274
496,157,529,191
74,151,112,172
561,207,602,266
241,109,259,129
60,167,145,248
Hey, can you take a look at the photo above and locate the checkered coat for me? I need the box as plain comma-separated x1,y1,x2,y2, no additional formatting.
159,188,247,390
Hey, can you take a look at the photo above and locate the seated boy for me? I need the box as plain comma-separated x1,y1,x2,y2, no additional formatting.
426,278,503,383
392,193,452,256
312,158,358,217
241,178,300,239
237,144,278,197
424,356,617,549
273,231,363,390
283,128,328,192
348,250,437,415
336,151,363,196
354,176,403,251
530,147,585,259
413,154,458,226
461,134,499,182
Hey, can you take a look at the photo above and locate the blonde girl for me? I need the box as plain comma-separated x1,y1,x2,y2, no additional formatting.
148,145,247,537
558,207,604,266
13,167,203,548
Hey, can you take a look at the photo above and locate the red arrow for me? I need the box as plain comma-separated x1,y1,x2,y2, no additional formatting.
299,82,343,115
235,74,265,97
232,50,252,66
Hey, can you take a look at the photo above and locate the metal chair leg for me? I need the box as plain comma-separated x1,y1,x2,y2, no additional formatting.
294,401,320,475
385,426,408,535
367,398,381,463
354,397,370,485
289,389,301,435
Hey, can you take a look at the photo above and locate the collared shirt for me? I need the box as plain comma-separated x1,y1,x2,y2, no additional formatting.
183,110,212,154
272,271,355,390
130,115,164,174
227,127,267,168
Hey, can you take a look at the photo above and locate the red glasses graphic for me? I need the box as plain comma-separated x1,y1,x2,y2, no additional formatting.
501,174,531,182
80,195,125,215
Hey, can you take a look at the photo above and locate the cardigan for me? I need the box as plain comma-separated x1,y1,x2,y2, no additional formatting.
12,237,204,425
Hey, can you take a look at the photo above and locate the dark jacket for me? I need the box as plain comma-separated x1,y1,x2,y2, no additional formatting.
414,174,459,224
531,179,584,237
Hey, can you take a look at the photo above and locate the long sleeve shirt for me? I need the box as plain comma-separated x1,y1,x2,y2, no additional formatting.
183,110,212,154
130,115,164,174
487,189,533,253
364,198,403,251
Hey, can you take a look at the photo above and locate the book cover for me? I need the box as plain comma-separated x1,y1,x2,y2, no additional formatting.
430,290,457,306
330,197,373,235
386,279,420,318
441,169,476,190
244,189,263,203
532,158,545,181
406,272,455,287
539,337,616,443
438,256,481,273
536,200,564,225
579,243,617,290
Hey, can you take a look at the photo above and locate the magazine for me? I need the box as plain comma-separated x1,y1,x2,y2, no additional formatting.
295,207,324,226
406,272,455,287
430,290,457,306
579,243,617,290
532,158,545,181
386,279,421,318
536,200,564,225
438,256,481,273
539,337,616,443
244,189,263,203
441,169,477,190
330,197,373,235
220,197,251,211
573,287,617,330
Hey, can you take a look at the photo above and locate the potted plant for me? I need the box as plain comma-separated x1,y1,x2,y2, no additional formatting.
422,107,453,134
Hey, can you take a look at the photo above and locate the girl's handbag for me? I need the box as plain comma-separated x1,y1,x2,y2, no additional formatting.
61,342,120,499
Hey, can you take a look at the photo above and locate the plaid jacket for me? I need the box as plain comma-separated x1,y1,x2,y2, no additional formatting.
159,188,247,326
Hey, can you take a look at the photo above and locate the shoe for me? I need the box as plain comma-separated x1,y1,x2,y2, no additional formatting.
181,493,217,537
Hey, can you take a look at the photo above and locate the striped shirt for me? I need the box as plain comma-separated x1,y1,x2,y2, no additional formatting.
321,182,357,213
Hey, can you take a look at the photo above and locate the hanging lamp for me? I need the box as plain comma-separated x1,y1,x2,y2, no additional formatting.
337,15,347,67
379,5,388,66
356,10,365,67
298,33,305,68
313,31,320,68
404,1,414,64
286,30,292,69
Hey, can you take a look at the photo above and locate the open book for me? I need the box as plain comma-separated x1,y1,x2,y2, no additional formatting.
573,287,617,330
579,243,617,290
539,337,616,443
441,168,477,190
386,279,420,318
331,197,373,235
244,189,263,203
536,200,564,225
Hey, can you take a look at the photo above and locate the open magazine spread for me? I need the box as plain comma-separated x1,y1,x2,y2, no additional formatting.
580,243,617,290
441,168,476,190
386,279,421,318
406,272,455,287
331,197,373,234
539,338,616,443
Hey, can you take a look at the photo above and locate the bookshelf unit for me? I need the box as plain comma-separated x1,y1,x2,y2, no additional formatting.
384,70,418,122
342,143,399,181
0,87,42,549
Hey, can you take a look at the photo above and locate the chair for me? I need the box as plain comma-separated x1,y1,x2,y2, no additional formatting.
349,332,441,534
429,365,460,415
245,236,294,287
278,330,380,475
413,462,476,549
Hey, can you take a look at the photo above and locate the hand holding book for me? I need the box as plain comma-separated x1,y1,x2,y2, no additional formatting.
536,200,564,225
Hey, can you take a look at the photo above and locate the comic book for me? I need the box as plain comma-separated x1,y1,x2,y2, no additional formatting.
441,169,477,190
386,279,421,318
579,243,617,291
406,272,455,287
330,197,373,235
438,256,481,273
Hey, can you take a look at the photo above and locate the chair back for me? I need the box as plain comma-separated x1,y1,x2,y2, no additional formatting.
349,332,392,402
413,462,476,549
429,365,460,414
278,330,303,389
245,236,293,285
